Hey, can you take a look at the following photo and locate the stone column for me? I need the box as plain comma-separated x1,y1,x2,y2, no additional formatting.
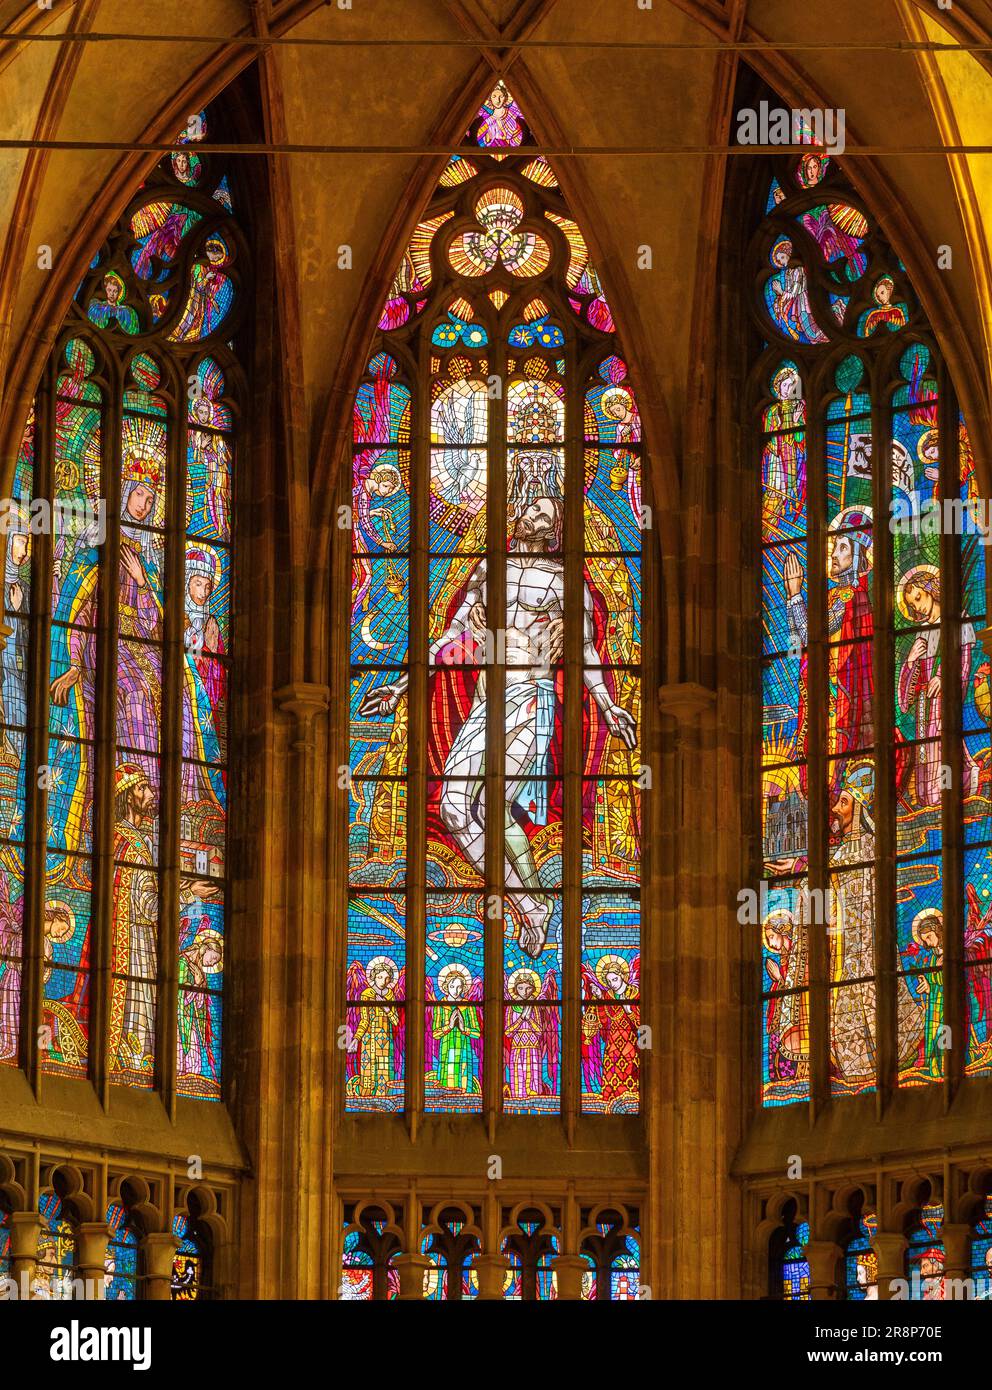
550,1253,588,1300
654,682,721,1299
391,1253,432,1300
141,1232,180,1300
941,1222,972,1300
473,1253,511,1300
872,1233,907,1299
75,1221,112,1299
805,1240,842,1300
262,682,330,1299
8,1210,44,1297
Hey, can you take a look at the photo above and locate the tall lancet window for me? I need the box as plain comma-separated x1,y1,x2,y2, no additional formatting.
754,141,990,1107
0,109,244,1101
347,83,644,1118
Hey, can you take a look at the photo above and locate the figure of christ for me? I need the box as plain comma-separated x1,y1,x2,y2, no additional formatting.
897,570,980,805
359,496,636,957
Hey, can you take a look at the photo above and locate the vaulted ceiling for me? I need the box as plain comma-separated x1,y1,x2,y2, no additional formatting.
2,0,992,502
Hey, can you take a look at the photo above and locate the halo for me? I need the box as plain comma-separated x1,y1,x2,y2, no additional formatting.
829,504,873,532
186,542,223,590
916,428,939,459
874,274,895,296
44,901,76,944
911,907,943,945
601,387,633,414
366,955,398,985
827,506,873,573
103,269,127,302
895,563,940,622
507,966,540,997
438,961,471,995
762,907,794,948
594,954,630,988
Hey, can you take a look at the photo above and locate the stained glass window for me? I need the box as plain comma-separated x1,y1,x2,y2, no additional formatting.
501,1208,560,1300
0,1204,10,1283
844,1212,878,1299
36,1194,75,1299
105,1202,140,1300
780,1217,811,1301
340,1206,400,1300
0,107,240,1100
346,82,643,1119
970,1197,992,1299
906,1203,944,1299
420,1206,480,1299
171,1212,208,1299
755,137,988,1106
580,1209,641,1300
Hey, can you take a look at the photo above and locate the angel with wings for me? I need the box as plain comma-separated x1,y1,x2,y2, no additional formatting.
503,967,559,1103
581,954,641,1112
346,956,404,1103
426,962,483,1097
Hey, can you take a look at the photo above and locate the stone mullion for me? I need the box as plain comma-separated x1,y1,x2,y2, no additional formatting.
93,362,124,1107
562,343,582,1139
807,401,829,1117
158,374,184,1116
938,366,964,1102
407,341,429,1136
485,334,507,1138
872,385,896,1112
22,365,56,1095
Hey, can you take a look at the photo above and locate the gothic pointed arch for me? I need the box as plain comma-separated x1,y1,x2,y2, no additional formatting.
0,104,246,1103
752,127,992,1110
343,80,646,1126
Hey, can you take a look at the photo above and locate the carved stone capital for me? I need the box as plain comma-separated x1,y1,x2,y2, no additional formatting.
550,1252,589,1300
76,1221,113,1300
656,680,717,726
472,1252,512,1300
275,681,330,749
871,1232,908,1300
391,1252,433,1300
141,1230,181,1301
804,1239,842,1300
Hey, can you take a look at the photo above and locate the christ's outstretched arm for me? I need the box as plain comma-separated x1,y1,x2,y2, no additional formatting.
358,560,487,717
581,581,637,749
